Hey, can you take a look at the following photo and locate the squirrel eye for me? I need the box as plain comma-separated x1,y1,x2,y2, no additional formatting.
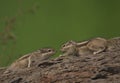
62,45,65,47
48,49,52,52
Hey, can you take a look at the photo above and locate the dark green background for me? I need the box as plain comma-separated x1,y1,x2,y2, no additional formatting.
0,0,120,66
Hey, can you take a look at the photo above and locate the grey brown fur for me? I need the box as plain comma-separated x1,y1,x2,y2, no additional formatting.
4,48,55,74
60,38,107,56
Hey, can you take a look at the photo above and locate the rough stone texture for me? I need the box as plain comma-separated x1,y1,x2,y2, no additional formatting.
0,37,120,83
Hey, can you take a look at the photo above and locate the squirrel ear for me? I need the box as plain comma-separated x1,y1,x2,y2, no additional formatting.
69,40,76,44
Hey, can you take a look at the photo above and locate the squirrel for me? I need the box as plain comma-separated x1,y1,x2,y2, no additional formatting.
60,37,107,56
4,48,55,74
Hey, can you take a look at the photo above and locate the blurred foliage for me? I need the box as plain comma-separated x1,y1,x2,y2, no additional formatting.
0,0,120,66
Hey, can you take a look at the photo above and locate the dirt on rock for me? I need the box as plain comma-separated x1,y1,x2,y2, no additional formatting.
0,37,120,83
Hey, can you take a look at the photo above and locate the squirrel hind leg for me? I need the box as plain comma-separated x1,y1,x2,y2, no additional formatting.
93,48,105,55
27,56,31,68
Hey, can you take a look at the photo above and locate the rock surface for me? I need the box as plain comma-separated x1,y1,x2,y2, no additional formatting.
0,37,120,83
